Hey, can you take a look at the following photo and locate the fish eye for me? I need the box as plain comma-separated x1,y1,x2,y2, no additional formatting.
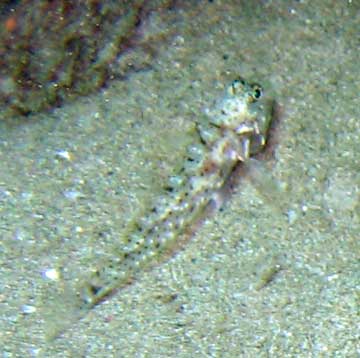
234,77,246,86
229,77,246,95
251,84,262,100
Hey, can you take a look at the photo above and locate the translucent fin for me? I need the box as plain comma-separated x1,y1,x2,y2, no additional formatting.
244,158,288,213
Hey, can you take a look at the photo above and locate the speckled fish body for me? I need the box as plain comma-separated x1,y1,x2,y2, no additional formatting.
75,77,273,314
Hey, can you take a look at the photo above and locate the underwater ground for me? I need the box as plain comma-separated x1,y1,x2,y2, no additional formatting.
0,1,359,357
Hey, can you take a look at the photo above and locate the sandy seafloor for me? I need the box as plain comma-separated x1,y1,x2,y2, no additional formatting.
0,1,359,357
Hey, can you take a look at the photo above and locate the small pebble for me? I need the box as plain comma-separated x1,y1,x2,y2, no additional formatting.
63,189,83,200
43,268,60,281
21,304,36,314
55,150,72,161
287,209,297,225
